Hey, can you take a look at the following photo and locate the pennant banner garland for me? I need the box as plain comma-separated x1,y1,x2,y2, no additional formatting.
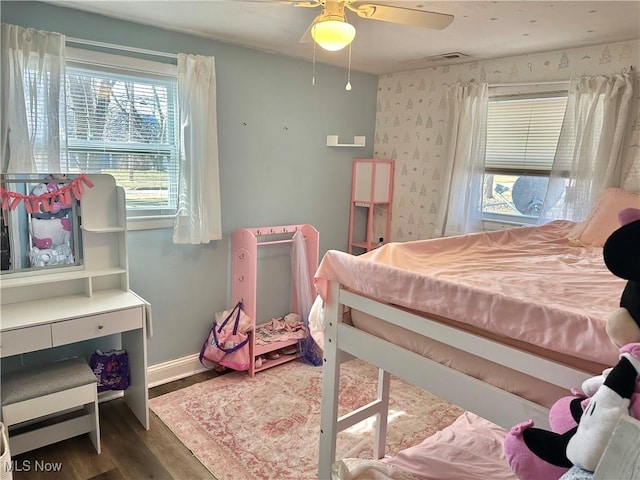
0,174,94,214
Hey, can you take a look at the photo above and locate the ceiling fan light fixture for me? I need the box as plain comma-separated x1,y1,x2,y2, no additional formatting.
311,15,356,52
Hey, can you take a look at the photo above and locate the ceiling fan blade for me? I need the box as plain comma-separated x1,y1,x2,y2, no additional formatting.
233,0,322,5
287,1,324,6
349,3,454,30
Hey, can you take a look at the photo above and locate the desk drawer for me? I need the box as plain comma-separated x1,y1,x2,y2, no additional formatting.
52,307,143,346
1,325,52,357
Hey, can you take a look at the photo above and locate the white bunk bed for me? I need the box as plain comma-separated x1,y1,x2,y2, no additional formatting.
314,220,629,479
592,414,640,479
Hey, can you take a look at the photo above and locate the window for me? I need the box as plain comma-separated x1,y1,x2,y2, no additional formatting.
483,86,568,224
63,49,179,219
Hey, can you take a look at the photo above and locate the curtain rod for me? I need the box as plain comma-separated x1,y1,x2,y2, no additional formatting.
490,68,635,88
66,36,178,60
489,80,570,87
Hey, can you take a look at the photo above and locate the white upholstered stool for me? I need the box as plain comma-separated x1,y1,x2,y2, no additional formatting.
1,357,100,455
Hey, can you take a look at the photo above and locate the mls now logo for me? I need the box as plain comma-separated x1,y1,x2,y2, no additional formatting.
4,460,63,472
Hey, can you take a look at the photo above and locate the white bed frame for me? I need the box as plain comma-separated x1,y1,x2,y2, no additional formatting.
593,414,640,479
317,281,599,479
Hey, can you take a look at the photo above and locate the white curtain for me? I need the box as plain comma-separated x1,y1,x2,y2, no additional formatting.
435,82,489,237
1,24,66,173
173,54,222,244
540,72,634,222
291,230,313,323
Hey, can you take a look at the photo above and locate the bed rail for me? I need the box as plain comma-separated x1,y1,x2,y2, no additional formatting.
318,280,594,479
593,415,640,479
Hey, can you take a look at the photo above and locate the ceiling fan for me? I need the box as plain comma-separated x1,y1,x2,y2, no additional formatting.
286,1,454,52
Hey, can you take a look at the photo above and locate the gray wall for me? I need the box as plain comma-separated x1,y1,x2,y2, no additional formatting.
1,1,378,366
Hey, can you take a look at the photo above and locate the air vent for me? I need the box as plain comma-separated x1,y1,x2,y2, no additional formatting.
426,52,469,61
402,52,470,68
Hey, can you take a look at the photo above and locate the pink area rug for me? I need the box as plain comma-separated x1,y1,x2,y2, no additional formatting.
149,359,463,480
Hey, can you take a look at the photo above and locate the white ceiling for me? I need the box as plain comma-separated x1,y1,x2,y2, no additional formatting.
49,1,640,74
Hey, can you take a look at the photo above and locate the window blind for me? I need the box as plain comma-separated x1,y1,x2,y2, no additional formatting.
64,65,179,213
485,96,567,172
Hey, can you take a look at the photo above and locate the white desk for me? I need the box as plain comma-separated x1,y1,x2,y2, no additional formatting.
0,289,151,430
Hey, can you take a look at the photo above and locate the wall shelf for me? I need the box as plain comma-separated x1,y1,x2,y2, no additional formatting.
326,135,366,147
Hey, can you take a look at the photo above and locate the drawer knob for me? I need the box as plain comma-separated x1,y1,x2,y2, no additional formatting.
98,324,104,330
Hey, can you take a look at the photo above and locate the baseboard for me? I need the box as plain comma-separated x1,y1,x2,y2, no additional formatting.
147,353,209,388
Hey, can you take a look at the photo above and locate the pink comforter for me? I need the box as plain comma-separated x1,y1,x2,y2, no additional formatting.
314,221,624,366
334,412,516,480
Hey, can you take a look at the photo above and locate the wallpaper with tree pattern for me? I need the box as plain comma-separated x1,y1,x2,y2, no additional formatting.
374,40,640,241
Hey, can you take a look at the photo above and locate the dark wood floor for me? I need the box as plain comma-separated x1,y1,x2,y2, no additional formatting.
11,369,225,480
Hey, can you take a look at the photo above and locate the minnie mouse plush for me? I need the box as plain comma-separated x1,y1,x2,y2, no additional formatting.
503,208,640,480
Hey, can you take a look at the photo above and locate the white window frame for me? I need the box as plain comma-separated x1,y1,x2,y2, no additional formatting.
483,82,569,226
65,48,179,231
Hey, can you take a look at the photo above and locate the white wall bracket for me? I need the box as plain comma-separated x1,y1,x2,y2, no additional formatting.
326,135,366,147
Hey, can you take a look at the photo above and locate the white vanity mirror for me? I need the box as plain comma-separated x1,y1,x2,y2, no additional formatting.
1,173,150,434
1,173,84,275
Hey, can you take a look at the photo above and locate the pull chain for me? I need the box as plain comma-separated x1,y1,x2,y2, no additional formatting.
345,43,352,91
312,41,316,86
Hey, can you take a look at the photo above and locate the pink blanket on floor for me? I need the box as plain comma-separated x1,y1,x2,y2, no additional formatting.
314,221,623,367
334,412,516,480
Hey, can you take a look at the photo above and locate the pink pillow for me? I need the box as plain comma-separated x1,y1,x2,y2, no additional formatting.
618,207,640,225
568,188,640,246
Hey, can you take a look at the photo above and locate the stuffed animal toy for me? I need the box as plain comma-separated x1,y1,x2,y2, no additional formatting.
29,243,74,267
30,217,72,250
29,177,72,220
503,210,640,480
28,177,74,266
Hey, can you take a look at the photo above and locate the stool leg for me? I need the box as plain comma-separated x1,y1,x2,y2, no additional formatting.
88,395,101,454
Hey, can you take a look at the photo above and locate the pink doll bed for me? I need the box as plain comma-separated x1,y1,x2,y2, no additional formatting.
312,213,634,479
